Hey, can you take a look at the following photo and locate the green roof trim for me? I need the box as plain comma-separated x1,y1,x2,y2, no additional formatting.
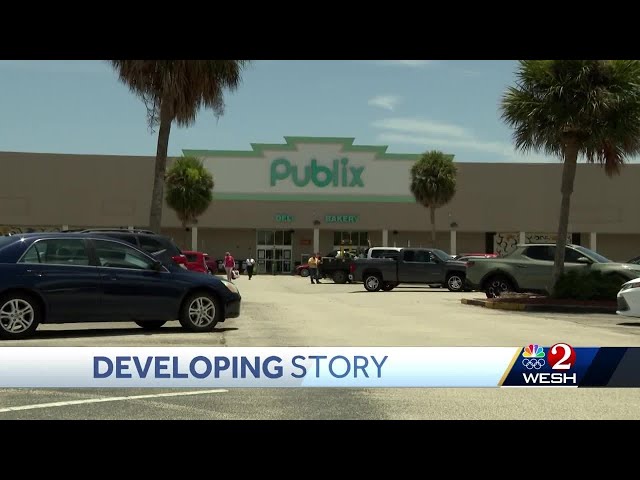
212,192,415,203
182,136,426,161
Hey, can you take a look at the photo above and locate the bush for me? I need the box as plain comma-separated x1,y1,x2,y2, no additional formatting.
552,270,623,301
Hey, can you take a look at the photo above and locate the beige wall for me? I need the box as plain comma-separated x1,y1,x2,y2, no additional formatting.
597,234,640,262
0,150,638,262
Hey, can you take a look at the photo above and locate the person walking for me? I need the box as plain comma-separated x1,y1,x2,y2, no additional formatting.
224,252,235,282
307,254,319,284
315,253,323,284
246,255,256,280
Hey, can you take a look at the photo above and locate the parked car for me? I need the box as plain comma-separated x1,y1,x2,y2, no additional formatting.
617,278,640,318
455,254,498,262
452,253,498,260
183,250,211,274
350,248,467,292
67,228,188,270
0,233,241,340
465,243,640,295
319,250,360,284
296,263,311,277
204,255,218,273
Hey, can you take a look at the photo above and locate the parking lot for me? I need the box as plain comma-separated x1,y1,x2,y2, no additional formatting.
1,274,640,419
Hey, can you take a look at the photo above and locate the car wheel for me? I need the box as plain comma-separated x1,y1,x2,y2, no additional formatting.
484,275,514,296
381,282,399,291
446,273,465,292
135,320,167,330
333,270,348,284
0,293,41,340
364,274,382,292
179,292,222,332
299,268,310,278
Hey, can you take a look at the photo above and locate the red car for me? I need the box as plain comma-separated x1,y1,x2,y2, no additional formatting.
183,250,214,274
296,263,311,277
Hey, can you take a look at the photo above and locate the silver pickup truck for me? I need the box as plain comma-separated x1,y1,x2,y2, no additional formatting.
349,247,467,292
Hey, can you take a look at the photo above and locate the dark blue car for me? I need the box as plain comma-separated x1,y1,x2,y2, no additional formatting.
0,233,241,340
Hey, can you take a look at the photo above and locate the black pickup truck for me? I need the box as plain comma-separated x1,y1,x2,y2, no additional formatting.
350,248,467,292
319,250,359,284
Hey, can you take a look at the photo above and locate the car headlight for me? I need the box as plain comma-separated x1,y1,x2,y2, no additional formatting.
621,282,640,292
221,280,239,294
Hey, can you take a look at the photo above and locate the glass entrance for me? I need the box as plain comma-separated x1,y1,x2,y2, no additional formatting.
256,230,293,274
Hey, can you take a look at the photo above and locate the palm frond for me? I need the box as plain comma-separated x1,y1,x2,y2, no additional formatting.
410,151,457,208
500,60,640,174
165,156,214,226
108,60,250,129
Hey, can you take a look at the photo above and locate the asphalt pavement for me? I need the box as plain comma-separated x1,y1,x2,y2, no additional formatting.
1,274,640,419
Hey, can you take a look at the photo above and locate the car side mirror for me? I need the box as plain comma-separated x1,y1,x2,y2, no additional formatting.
576,256,592,264
152,260,164,271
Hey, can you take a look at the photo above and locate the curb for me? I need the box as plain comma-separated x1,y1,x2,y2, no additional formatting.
461,298,616,314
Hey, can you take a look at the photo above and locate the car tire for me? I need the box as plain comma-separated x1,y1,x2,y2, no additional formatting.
382,282,399,291
135,320,167,330
179,292,222,332
333,270,348,284
446,273,465,292
0,292,42,340
364,274,382,292
299,268,310,278
483,275,514,296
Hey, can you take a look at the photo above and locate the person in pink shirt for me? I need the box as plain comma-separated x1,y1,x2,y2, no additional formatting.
224,252,235,281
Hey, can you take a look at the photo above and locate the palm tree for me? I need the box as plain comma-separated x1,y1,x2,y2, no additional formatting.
501,60,640,290
165,156,214,228
109,60,249,233
410,150,457,247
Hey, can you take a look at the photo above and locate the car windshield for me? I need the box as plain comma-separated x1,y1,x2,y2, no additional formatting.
431,249,451,261
573,245,612,263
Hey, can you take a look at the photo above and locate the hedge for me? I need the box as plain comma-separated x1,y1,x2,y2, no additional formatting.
552,270,624,301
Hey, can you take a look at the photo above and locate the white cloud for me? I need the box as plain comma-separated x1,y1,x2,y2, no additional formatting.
372,118,468,139
372,117,551,162
368,95,402,111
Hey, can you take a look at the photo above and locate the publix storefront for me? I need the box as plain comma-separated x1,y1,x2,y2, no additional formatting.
3,136,638,274
165,136,640,273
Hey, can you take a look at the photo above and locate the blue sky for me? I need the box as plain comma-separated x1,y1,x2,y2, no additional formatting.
0,60,561,162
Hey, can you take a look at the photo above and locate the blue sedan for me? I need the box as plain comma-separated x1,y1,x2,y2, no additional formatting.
0,233,241,340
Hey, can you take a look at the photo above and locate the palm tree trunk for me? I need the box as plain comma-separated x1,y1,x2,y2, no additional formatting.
550,140,579,293
149,103,172,233
430,206,436,247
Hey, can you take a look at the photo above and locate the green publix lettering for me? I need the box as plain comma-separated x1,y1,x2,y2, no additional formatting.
270,158,364,188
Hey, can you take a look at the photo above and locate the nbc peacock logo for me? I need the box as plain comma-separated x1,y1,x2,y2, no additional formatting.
521,344,545,370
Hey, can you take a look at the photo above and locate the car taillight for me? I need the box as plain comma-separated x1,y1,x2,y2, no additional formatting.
172,255,187,264
349,264,356,273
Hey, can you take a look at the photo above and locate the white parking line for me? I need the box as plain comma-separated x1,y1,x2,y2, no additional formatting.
0,389,229,413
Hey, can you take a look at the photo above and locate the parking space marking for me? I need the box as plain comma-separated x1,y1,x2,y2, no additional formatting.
0,389,228,413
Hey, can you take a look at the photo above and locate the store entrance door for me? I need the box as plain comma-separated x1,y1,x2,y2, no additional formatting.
256,247,292,274
256,230,294,275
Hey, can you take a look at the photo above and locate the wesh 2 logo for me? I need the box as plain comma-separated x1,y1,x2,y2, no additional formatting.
521,343,577,385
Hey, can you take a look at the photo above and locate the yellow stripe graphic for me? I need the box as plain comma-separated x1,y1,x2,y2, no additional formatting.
498,348,522,386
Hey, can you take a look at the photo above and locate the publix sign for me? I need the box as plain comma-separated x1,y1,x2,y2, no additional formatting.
270,158,365,188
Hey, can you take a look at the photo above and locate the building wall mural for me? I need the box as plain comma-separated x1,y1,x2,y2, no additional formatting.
0,225,62,236
494,232,572,256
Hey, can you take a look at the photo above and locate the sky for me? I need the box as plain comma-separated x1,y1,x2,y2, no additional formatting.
0,60,576,163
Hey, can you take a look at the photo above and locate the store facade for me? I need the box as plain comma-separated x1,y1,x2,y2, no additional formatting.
1,136,639,272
